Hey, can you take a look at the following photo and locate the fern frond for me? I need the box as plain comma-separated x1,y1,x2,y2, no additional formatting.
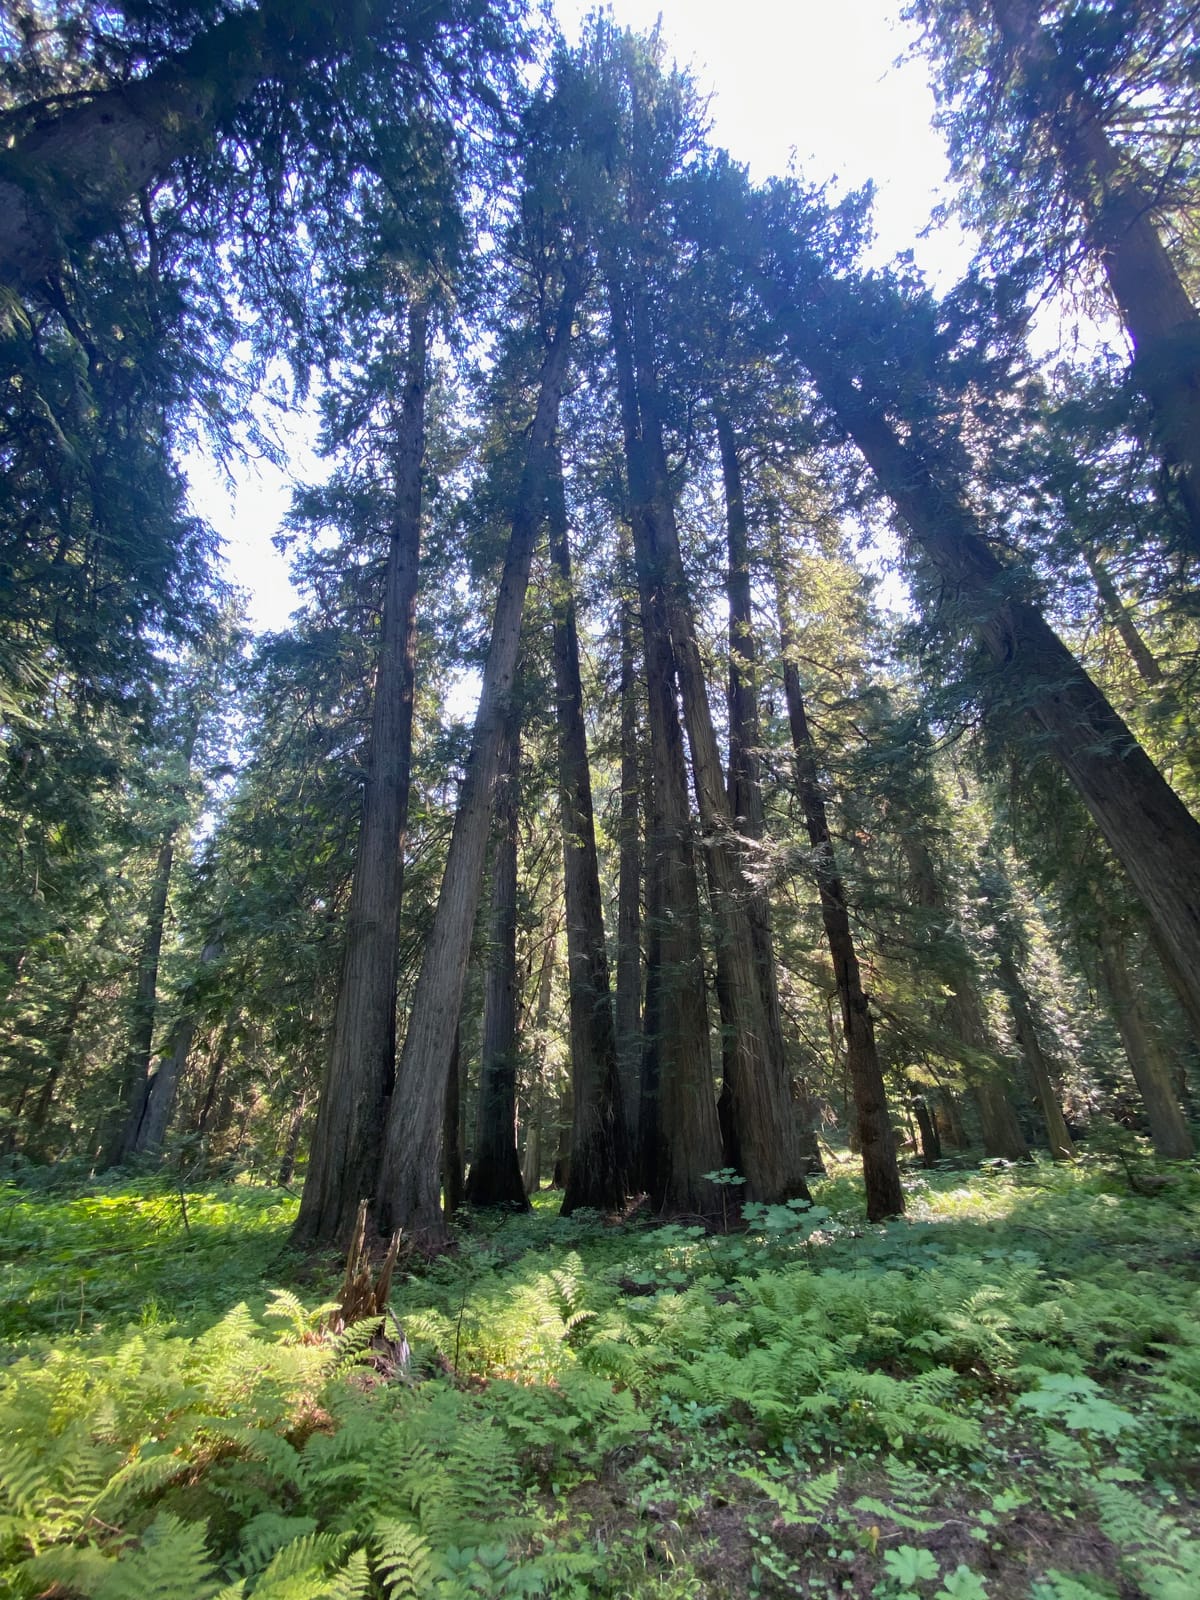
372,1516,434,1599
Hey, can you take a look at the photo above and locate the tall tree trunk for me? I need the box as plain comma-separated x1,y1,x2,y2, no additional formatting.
194,1015,235,1134
549,451,630,1215
123,935,223,1160
772,550,904,1221
375,263,582,1243
443,1027,464,1215
1098,924,1194,1159
100,830,178,1167
995,946,1075,1159
521,913,559,1195
790,347,1200,1031
944,979,1031,1160
0,0,362,294
608,277,723,1216
912,1096,942,1167
1081,548,1164,686
294,302,427,1248
277,1094,307,1188
902,830,1028,1160
614,580,643,1149
718,413,822,1175
623,287,809,1206
985,0,1200,555
551,1076,573,1190
464,720,529,1211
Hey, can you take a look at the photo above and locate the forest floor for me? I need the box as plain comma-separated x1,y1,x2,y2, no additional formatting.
1,1152,1198,1599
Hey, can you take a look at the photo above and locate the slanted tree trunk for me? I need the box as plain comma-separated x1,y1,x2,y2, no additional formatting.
465,720,528,1211
194,1015,236,1135
1081,549,1164,686
994,944,1075,1159
608,277,723,1217
622,286,809,1207
614,580,643,1150
0,1,361,294
295,302,427,1248
788,342,1200,1033
123,935,224,1160
375,263,583,1243
1098,924,1194,1159
549,451,630,1215
773,550,903,1221
985,0,1200,555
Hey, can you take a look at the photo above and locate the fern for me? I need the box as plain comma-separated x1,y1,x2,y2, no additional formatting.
371,1517,434,1599
24,1510,220,1600
736,1466,840,1525
232,1512,319,1578
1091,1480,1200,1599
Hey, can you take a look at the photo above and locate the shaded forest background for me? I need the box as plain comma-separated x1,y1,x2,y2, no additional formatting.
2,0,1199,1240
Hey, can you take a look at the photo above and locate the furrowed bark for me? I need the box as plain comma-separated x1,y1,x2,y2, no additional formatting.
627,290,809,1206
614,578,644,1148
773,548,903,1221
608,274,722,1216
0,0,355,293
795,354,1200,1033
464,718,529,1210
548,449,630,1215
1098,923,1194,1159
294,302,427,1249
374,264,583,1243
718,413,822,1175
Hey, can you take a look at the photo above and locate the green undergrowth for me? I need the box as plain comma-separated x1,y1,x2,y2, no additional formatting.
1,1157,1198,1598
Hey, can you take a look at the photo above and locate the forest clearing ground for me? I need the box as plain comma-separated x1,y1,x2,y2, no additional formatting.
1,1154,1198,1598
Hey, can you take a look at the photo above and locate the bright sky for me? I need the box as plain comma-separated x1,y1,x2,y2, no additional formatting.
190,0,964,631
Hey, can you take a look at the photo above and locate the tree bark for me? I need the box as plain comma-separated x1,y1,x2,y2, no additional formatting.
521,916,559,1195
295,302,427,1248
773,550,904,1221
277,1094,307,1188
718,413,822,1175
549,451,630,1215
614,580,644,1150
608,277,723,1217
984,0,1200,555
100,828,178,1167
374,263,583,1243
913,1097,942,1167
792,350,1200,1032
902,829,1028,1160
1081,549,1163,687
464,719,529,1211
443,1027,465,1215
624,287,809,1206
1098,923,1194,1159
0,1,362,294
995,945,1075,1159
